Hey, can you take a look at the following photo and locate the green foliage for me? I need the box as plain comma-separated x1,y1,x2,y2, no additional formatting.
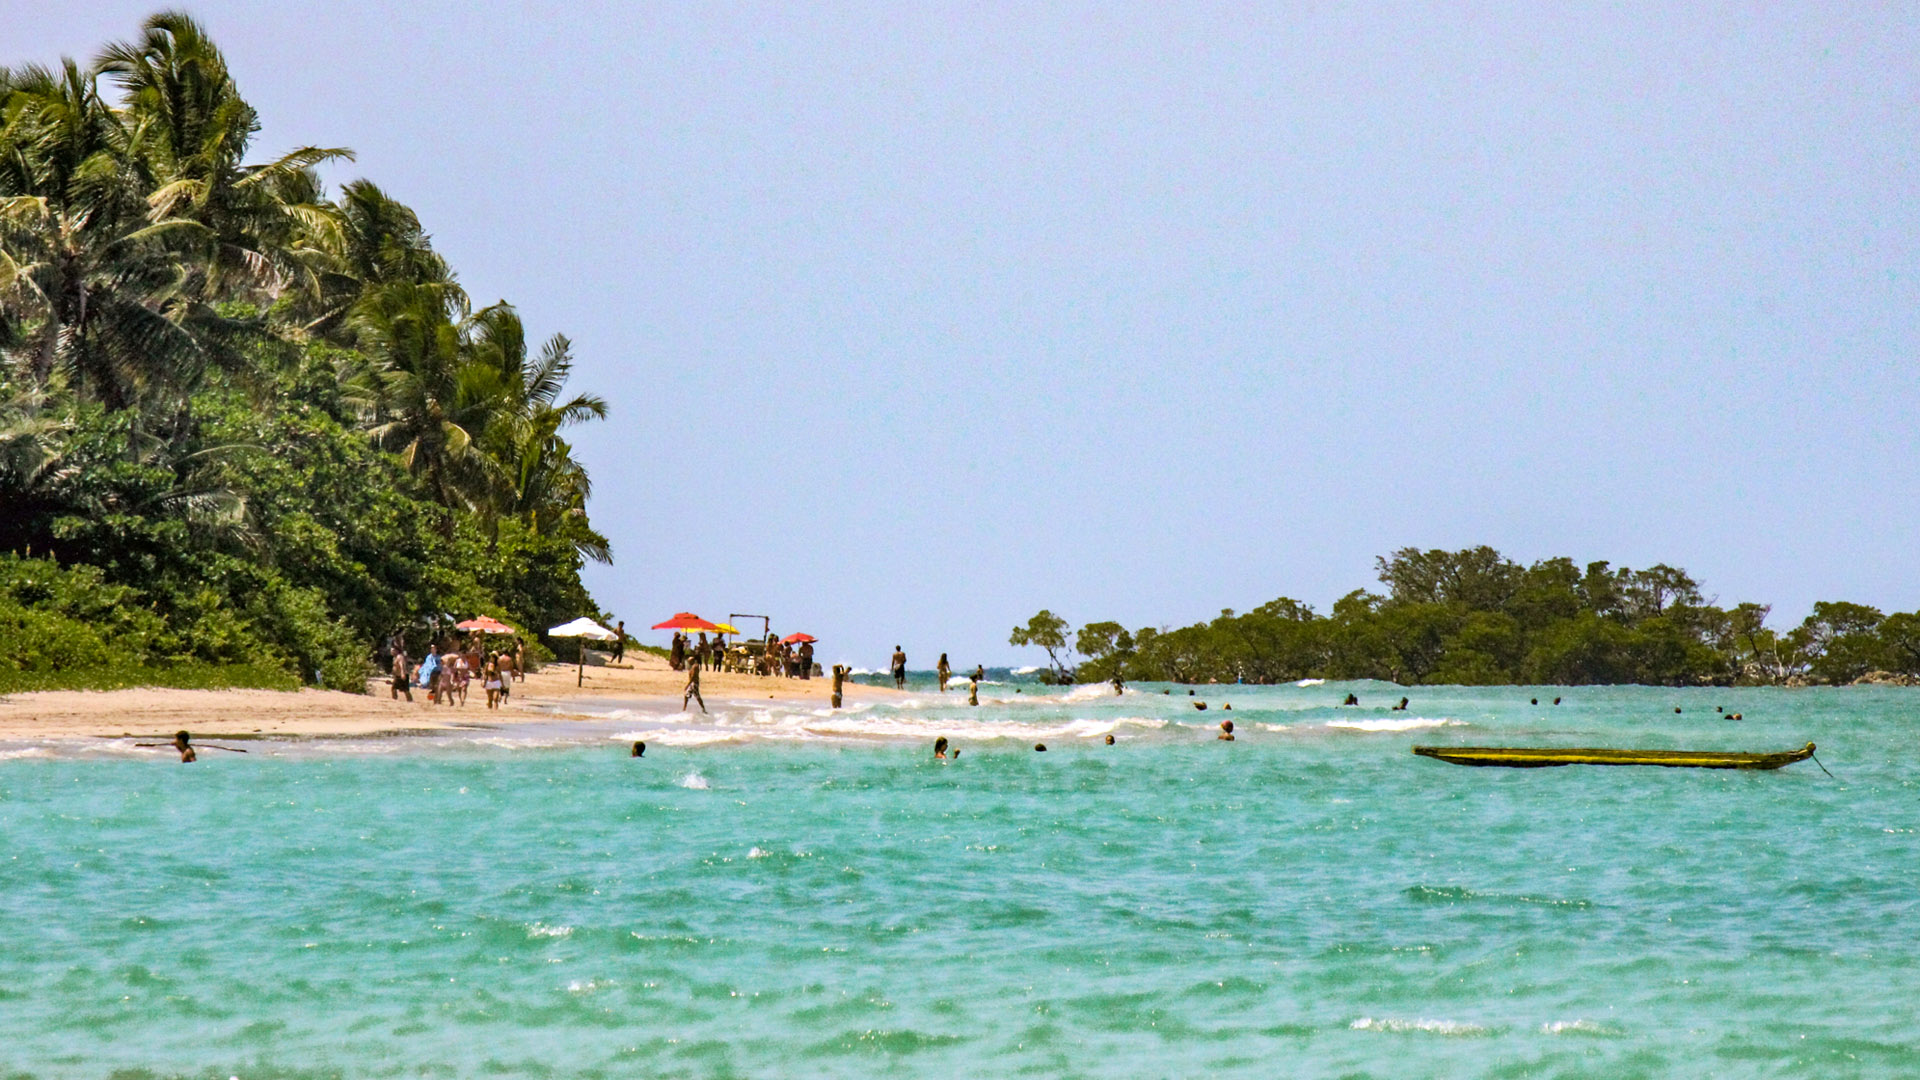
1009,609,1072,682
0,17,610,692
1046,547,1917,687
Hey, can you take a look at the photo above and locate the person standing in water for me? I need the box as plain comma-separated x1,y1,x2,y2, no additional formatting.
683,659,706,713
173,731,197,763
831,664,849,709
968,672,980,706
934,736,949,760
937,654,951,692
891,646,908,689
1217,719,1235,741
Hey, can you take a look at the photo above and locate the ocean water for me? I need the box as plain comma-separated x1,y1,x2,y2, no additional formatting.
2,681,1916,1078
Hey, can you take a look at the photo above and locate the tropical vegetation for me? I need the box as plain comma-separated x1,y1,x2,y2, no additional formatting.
1024,547,1920,687
0,14,608,691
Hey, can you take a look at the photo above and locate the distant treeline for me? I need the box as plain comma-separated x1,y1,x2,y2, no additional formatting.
0,15,607,690
1011,547,1920,687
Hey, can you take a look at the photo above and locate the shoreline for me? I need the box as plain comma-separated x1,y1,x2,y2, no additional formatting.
0,651,906,741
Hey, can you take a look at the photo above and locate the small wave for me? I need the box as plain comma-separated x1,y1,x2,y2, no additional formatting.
1255,723,1292,732
747,847,772,859
1324,717,1459,732
1542,1020,1624,1037
1012,666,1041,675
1295,678,1326,687
628,730,753,747
1350,1017,1490,1036
567,978,612,994
0,747,54,760
527,923,573,938
677,770,711,790
1404,885,1591,909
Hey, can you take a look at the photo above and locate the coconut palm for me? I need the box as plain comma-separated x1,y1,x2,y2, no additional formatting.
0,59,211,410
462,303,609,559
96,11,351,307
350,282,512,515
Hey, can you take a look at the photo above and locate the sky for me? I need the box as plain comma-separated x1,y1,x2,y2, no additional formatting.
12,3,1918,668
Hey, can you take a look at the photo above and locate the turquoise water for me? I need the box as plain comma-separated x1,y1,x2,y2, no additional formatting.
2,682,1916,1078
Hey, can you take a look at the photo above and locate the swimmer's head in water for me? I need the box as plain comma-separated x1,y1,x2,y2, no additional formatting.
1220,719,1234,733
174,730,191,746
1034,743,1047,752
1104,734,1115,745
934,736,948,755
631,741,645,757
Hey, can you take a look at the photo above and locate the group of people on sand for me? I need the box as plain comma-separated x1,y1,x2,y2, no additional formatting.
387,634,526,710
669,631,817,679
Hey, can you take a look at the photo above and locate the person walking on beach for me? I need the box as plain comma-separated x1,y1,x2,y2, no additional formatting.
612,621,626,663
390,650,413,702
484,656,504,709
891,646,907,689
683,657,707,713
937,654,951,692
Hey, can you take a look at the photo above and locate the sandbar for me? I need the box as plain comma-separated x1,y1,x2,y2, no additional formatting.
0,652,902,741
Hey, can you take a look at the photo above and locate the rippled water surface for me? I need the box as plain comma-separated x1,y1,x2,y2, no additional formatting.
3,682,1916,1078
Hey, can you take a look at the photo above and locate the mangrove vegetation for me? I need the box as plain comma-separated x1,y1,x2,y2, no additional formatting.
1029,546,1920,687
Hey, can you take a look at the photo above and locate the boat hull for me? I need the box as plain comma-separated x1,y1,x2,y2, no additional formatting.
1411,742,1816,770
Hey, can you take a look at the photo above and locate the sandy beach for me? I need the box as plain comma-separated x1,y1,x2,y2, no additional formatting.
0,651,903,741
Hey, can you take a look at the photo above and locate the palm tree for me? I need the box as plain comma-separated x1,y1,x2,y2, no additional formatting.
0,59,211,410
350,282,510,515
96,11,351,308
294,179,465,342
463,303,609,560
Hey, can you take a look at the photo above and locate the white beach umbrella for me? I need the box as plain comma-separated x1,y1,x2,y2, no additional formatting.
547,618,619,685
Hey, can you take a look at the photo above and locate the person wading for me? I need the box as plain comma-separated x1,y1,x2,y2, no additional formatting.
683,658,707,713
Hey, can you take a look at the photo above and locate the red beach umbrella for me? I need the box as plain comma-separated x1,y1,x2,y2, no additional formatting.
652,612,720,632
780,632,817,644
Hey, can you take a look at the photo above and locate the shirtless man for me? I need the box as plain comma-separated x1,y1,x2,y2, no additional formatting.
891,646,907,690
390,650,413,702
831,664,849,709
173,731,197,763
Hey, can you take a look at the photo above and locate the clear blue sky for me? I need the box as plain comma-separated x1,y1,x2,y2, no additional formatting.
15,3,1918,668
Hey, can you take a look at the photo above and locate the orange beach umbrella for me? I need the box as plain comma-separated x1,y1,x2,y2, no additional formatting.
456,616,515,634
780,632,817,644
652,612,720,632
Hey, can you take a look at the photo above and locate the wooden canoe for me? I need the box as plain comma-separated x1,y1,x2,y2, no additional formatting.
1411,742,1816,770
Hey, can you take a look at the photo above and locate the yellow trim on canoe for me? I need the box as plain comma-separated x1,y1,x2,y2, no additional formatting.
1411,742,1816,770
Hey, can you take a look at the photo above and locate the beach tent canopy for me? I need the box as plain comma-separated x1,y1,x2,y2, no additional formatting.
652,612,719,632
710,623,740,635
780,632,817,644
456,616,515,634
547,617,618,640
